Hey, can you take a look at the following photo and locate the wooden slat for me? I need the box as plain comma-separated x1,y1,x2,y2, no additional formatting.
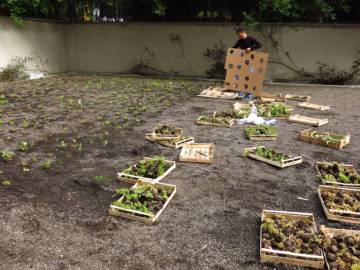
145,135,194,149
298,102,330,111
288,114,328,127
197,87,238,100
285,94,311,101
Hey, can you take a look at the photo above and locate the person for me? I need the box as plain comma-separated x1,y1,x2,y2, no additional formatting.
233,28,262,51
233,28,262,100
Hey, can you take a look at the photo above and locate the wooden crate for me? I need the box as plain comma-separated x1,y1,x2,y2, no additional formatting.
197,87,238,100
246,127,277,141
298,102,330,111
244,146,302,168
260,210,324,269
108,181,176,224
320,225,360,270
117,157,176,184
233,102,250,112
196,116,235,128
150,124,182,140
315,161,360,188
179,143,214,164
288,114,328,127
285,94,311,101
234,102,292,119
145,134,194,149
318,185,360,224
299,129,350,149
247,133,277,141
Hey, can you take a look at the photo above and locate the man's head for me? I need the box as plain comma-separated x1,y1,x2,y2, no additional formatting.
236,28,247,39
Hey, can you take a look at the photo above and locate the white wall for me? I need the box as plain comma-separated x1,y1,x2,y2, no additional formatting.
0,17,68,72
1,17,360,80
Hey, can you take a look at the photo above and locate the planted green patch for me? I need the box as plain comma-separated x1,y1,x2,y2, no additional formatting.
255,146,289,162
318,162,360,184
18,141,29,151
197,115,233,126
257,103,292,117
1,151,14,162
246,125,277,138
112,183,173,214
122,156,171,179
2,180,12,186
309,130,345,144
42,159,52,170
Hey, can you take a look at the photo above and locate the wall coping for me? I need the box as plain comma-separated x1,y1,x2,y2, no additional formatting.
1,15,360,28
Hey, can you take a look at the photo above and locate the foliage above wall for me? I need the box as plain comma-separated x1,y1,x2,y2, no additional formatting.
1,0,359,25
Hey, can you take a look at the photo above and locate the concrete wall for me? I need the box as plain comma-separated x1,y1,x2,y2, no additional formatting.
0,17,68,72
1,17,360,80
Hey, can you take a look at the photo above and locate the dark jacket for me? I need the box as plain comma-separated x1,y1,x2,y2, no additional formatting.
233,36,262,51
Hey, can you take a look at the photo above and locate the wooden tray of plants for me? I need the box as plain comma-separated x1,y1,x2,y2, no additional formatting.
197,87,238,100
245,125,278,141
285,94,311,101
214,110,248,119
145,134,195,149
299,129,350,149
117,156,176,184
233,102,292,119
315,161,360,188
256,102,293,119
318,185,360,225
196,114,235,128
320,225,360,270
109,181,176,224
288,114,328,127
149,124,183,140
298,102,330,111
179,143,214,164
260,210,324,269
244,146,302,168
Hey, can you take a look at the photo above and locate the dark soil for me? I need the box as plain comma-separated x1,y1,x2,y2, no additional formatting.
0,75,359,270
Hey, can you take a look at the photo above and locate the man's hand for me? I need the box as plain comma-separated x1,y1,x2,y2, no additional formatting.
245,47,252,52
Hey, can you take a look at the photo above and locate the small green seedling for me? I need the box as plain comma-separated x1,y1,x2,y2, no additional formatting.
42,159,52,170
2,180,12,186
19,141,29,151
1,151,14,162
93,175,112,183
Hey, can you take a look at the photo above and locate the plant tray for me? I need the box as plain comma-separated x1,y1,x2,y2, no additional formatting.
288,114,328,127
179,143,214,164
108,181,176,224
318,185,360,224
196,116,235,128
117,157,176,184
150,124,183,140
320,225,360,270
197,87,238,100
315,161,360,188
299,129,350,149
233,102,250,112
247,134,277,141
145,134,195,149
260,210,324,269
298,102,330,111
246,126,278,141
244,146,302,168
285,94,311,101
233,102,292,119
